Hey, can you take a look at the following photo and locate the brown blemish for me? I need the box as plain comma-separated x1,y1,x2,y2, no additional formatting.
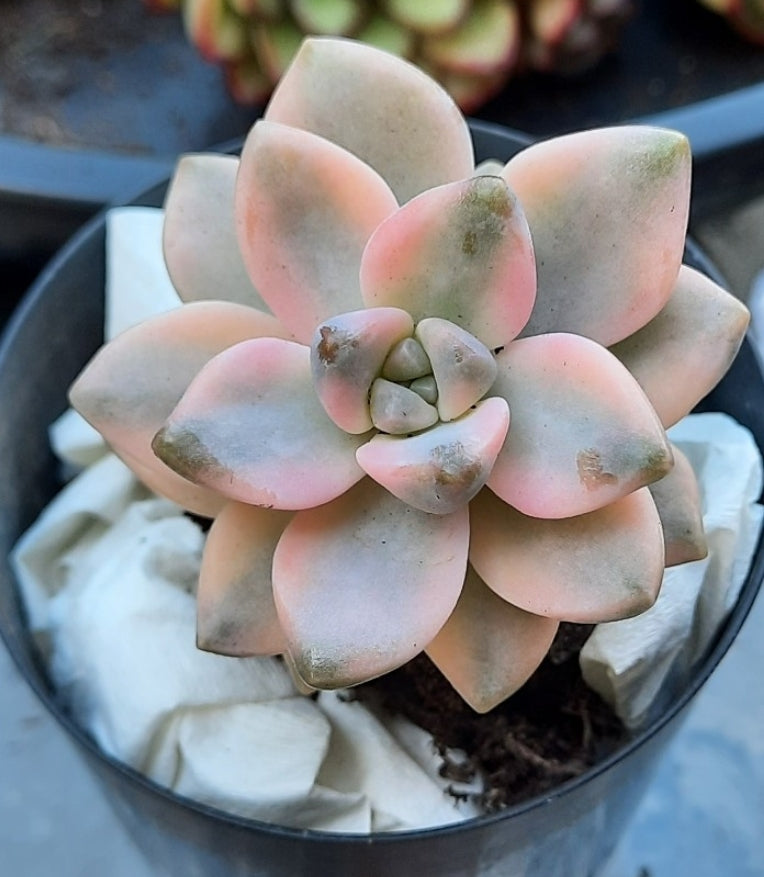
431,442,482,490
462,229,478,256
316,325,359,367
152,425,232,484
640,445,673,484
463,176,513,219
577,449,617,490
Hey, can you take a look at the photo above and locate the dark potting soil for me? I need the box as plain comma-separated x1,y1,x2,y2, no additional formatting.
355,623,628,813
0,0,157,146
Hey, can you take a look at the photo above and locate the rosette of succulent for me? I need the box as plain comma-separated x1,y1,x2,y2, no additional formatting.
69,37,749,714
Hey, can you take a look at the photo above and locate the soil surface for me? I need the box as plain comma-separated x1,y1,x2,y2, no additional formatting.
1,0,158,145
0,0,254,154
357,624,627,812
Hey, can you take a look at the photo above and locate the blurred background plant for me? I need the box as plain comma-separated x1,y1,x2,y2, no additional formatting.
142,0,764,114
142,0,635,112
695,0,764,45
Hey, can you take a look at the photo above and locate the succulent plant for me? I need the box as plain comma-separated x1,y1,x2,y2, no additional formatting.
696,0,764,44
144,0,181,11
70,37,749,713
142,0,632,111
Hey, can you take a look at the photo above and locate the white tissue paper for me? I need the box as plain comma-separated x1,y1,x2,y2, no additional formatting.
11,207,764,832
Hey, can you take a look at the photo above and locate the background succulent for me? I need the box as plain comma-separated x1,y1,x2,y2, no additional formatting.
143,0,633,111
696,0,764,44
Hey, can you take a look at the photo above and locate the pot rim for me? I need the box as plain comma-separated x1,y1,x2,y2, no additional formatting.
1,120,762,846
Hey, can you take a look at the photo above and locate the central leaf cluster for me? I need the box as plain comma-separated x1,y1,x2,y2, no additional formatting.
310,308,499,439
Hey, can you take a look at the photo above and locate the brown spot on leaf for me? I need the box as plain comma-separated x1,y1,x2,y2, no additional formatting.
316,325,359,366
577,449,617,490
462,229,478,256
431,442,482,490
152,425,232,485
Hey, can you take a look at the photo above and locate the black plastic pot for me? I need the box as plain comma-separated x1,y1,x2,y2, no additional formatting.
0,124,762,877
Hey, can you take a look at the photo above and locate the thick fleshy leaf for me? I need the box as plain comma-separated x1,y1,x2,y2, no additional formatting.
310,307,414,434
415,317,497,421
69,301,288,516
369,379,439,434
502,126,691,346
611,265,750,428
264,37,474,203
361,175,536,350
272,478,470,688
163,154,269,312
356,397,510,514
197,502,291,656
470,487,665,622
382,337,431,381
648,444,707,567
153,338,367,510
489,333,672,519
236,120,398,343
426,565,559,713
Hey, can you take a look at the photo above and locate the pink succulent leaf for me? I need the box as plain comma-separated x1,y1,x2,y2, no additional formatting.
426,565,559,713
263,37,474,203
311,307,414,434
197,502,292,656
356,397,510,515
470,486,665,622
502,126,691,346
649,444,707,567
360,175,536,350
235,120,398,343
68,301,289,516
611,265,750,428
489,333,672,519
163,154,271,313
415,317,498,422
153,338,368,510
272,477,470,689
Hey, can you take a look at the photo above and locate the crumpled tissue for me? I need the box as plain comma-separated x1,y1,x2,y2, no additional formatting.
11,206,764,831
580,413,763,728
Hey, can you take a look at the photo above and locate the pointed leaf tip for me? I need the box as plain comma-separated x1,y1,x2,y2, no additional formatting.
264,37,474,203
427,566,558,712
